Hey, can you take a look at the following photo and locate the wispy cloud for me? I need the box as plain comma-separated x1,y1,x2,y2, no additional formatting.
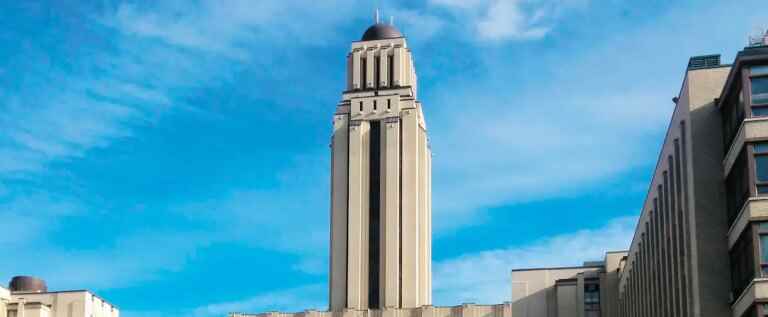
192,284,326,317
432,216,634,305
429,0,587,41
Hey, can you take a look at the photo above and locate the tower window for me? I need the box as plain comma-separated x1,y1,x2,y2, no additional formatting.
361,57,367,90
387,99,391,110
373,100,377,111
388,55,394,87
360,101,363,112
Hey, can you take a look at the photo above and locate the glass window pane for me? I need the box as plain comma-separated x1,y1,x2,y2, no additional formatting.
753,77,768,105
755,143,768,154
753,65,768,76
757,155,768,182
762,234,768,263
754,107,768,117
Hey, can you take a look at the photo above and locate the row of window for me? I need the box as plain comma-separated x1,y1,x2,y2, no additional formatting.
722,65,768,149
731,222,768,304
726,142,768,226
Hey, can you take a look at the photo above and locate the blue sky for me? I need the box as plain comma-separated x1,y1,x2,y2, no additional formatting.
1,1,767,316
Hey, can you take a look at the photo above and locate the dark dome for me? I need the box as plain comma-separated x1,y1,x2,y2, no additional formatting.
361,23,403,41
9,276,47,293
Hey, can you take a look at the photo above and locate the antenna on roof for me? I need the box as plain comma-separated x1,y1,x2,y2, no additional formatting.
375,8,380,24
748,26,768,47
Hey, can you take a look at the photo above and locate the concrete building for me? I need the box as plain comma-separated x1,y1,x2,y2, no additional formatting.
329,19,432,311
2,276,119,317
510,252,626,317
512,31,768,317
1,286,9,317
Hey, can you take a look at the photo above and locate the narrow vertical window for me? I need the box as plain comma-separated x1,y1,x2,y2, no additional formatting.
368,121,381,309
373,100,377,111
759,222,768,277
361,57,367,89
360,101,364,112
754,142,768,194
375,55,381,90
388,55,394,87
387,99,391,110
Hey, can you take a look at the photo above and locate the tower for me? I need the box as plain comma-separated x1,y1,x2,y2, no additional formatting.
329,21,432,311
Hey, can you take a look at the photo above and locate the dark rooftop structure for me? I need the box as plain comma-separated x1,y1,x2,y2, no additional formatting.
361,23,403,41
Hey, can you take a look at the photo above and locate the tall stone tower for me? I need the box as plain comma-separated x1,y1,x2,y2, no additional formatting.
329,21,432,311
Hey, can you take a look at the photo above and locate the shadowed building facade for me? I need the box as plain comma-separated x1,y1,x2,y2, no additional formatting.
511,32,768,317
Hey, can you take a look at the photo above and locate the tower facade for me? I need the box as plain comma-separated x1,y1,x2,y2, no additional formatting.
329,23,432,311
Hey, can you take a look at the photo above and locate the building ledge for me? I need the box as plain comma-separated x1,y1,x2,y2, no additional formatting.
231,303,512,317
732,278,768,317
724,117,768,178
728,197,768,249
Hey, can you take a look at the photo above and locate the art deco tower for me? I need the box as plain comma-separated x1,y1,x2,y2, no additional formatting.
329,21,432,311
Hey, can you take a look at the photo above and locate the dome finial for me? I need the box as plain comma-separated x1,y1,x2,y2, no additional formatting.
375,8,380,24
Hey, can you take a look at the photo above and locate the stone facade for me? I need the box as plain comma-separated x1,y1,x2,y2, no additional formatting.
330,22,431,311
4,290,118,317
233,303,510,317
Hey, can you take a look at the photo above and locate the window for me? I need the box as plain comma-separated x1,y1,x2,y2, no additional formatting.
753,77,768,106
755,143,768,194
723,86,746,148
758,223,768,277
584,282,600,311
727,149,750,225
731,226,756,298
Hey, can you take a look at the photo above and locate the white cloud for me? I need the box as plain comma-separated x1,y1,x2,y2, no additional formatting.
429,0,586,41
192,284,326,317
432,216,635,305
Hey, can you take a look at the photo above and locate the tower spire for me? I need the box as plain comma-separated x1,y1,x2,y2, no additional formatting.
375,8,380,24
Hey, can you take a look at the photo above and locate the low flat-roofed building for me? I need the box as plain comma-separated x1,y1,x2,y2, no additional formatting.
510,251,627,317
1,286,9,317
4,276,118,317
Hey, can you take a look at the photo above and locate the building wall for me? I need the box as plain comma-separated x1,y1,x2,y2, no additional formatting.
233,303,511,317
509,263,616,317
616,60,731,317
330,31,431,311
6,291,119,317
1,287,8,317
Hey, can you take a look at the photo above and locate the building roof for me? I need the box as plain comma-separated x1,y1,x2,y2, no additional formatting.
361,23,403,41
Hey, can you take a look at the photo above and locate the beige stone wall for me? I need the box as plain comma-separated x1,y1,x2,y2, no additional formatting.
616,65,731,317
510,266,601,317
0,287,8,317
232,304,511,317
6,291,118,317
330,30,431,310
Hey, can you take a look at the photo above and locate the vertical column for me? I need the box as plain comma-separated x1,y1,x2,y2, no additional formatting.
346,54,353,90
380,117,401,308
576,275,585,317
330,114,349,311
348,120,370,309
426,145,433,305
403,51,413,87
663,173,674,317
418,126,429,306
401,109,421,308
366,49,376,89
393,46,403,87
352,50,362,90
